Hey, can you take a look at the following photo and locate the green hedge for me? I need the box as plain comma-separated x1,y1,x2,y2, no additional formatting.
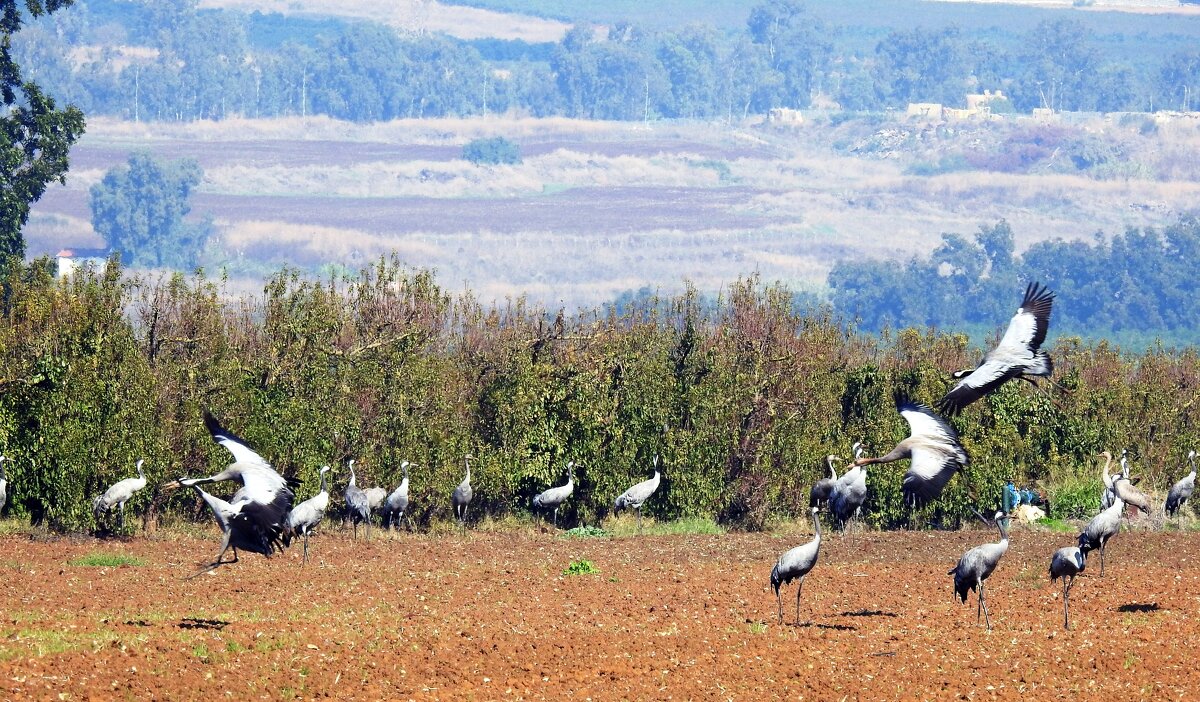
1,257,1195,532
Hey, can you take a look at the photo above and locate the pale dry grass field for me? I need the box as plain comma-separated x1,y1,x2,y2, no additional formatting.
27,115,1200,309
197,0,572,41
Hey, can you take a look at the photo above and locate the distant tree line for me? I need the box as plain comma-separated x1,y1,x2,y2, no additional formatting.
12,0,1200,124
828,215,1200,346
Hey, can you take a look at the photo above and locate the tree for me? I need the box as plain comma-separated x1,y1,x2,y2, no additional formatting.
463,136,521,165
89,152,209,269
746,0,828,109
0,0,86,262
872,27,970,107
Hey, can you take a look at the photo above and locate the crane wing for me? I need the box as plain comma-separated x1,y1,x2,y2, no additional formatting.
204,411,270,467
902,447,962,508
229,492,291,556
996,282,1054,354
897,398,962,449
936,359,1016,416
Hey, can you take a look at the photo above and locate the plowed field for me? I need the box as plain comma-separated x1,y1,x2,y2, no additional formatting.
1,525,1196,700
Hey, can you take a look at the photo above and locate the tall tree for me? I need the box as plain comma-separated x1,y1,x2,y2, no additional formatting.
747,0,828,109
0,0,86,262
872,27,970,107
89,152,209,269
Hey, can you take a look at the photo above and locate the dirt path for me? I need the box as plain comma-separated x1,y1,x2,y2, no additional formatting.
0,526,1195,700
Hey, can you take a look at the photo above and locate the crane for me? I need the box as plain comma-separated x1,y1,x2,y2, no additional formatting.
93,458,149,529
808,455,840,509
853,394,968,509
533,461,576,528
1166,450,1197,518
829,451,867,534
1079,486,1124,576
365,486,387,516
613,455,661,534
948,510,1010,630
937,281,1056,416
1100,450,1117,510
452,455,474,530
284,465,332,565
383,461,414,531
1111,450,1151,515
1048,545,1087,630
0,456,7,516
770,506,823,625
171,411,295,575
344,459,371,540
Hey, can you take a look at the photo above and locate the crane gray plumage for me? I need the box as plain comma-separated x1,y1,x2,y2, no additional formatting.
93,458,149,528
829,454,867,533
344,459,371,540
1166,450,1197,517
1111,451,1151,515
1079,486,1124,576
284,465,332,564
1100,450,1117,511
613,455,661,534
365,486,387,512
383,461,414,530
854,394,968,509
533,461,575,527
770,506,823,625
948,511,1010,630
937,282,1055,416
1049,545,1087,630
175,412,296,575
452,455,474,529
0,456,7,516
808,455,840,509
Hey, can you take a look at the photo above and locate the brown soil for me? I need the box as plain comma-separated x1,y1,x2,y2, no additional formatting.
0,525,1195,700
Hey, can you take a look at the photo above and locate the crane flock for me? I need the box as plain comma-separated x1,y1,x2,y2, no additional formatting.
4,281,1196,635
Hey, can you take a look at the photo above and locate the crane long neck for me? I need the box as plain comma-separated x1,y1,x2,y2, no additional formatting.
826,457,837,480
319,470,328,495
996,517,1009,544
811,510,822,542
464,458,471,482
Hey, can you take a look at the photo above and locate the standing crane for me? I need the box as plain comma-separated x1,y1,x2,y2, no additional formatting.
613,455,661,534
0,456,8,516
1048,545,1087,630
808,455,840,509
830,448,868,534
1166,450,1197,518
383,461,414,531
770,506,823,625
853,394,969,509
937,282,1056,416
948,510,1010,630
93,458,149,530
171,412,295,576
452,455,474,531
1079,486,1124,576
284,465,332,565
1111,450,1151,515
533,461,576,528
344,459,371,540
1100,450,1117,510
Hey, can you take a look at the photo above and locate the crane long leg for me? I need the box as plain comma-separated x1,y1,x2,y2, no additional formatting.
1100,543,1106,576
637,508,643,535
302,531,309,566
980,582,991,630
776,588,783,624
553,508,558,529
976,585,982,622
795,578,805,626
1062,579,1070,630
118,502,125,529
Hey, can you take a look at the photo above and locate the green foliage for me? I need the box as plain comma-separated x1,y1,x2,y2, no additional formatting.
562,558,599,576
0,0,85,261
68,553,145,567
562,525,609,538
4,252,1200,535
89,152,210,269
462,137,522,166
